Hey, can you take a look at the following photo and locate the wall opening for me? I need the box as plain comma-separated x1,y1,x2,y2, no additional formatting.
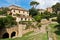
2,33,9,38
11,32,16,38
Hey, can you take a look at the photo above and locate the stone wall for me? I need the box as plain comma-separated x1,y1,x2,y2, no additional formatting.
0,24,34,38
0,26,18,38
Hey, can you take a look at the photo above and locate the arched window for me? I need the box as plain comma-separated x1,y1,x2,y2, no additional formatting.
9,13,12,15
21,18,23,21
25,18,26,21
11,32,16,38
2,33,9,38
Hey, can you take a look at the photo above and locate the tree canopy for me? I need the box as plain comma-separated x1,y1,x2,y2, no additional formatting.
33,14,42,22
57,14,60,24
30,1,39,8
29,8,39,17
0,7,10,15
52,3,60,13
29,1,39,17
0,15,17,29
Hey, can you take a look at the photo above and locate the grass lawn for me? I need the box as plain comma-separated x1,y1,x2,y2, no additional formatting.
57,35,60,40
0,31,47,40
49,23,60,40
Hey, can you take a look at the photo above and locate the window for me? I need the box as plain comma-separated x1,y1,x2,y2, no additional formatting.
23,11,25,13
9,13,12,15
21,18,23,21
14,10,15,12
23,15,25,16
25,18,26,21
19,11,20,13
2,33,9,38
11,32,16,38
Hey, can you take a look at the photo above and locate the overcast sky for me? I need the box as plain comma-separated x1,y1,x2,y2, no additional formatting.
33,0,60,9
0,0,60,9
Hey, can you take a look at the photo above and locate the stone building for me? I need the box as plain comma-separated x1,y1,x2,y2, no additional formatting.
0,5,33,38
46,7,53,13
38,9,45,14
8,5,33,21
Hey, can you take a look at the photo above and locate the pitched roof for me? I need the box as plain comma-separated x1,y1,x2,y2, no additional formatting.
38,9,45,11
9,5,28,12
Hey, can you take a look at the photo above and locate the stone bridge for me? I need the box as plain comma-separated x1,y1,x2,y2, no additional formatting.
0,26,18,38
0,24,25,38
0,24,33,39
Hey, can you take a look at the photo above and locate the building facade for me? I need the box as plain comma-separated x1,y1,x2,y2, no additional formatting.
7,5,33,22
46,7,53,13
0,5,33,38
38,9,45,14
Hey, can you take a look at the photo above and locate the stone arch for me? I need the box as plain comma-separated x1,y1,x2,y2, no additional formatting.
11,31,16,38
2,33,9,38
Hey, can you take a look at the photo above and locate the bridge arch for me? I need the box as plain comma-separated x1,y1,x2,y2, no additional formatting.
2,32,9,38
11,31,16,38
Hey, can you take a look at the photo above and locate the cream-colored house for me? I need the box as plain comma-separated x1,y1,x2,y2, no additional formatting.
38,9,45,13
8,5,29,16
7,5,32,22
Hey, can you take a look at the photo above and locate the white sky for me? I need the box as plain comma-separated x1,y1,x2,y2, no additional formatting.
32,0,60,9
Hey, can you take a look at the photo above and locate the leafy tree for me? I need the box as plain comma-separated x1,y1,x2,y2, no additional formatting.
52,3,60,13
54,13,60,35
29,1,39,17
57,14,60,24
30,1,39,8
33,14,42,22
0,7,10,15
42,11,50,20
50,13,57,17
0,11,5,15
1,7,10,12
29,8,39,17
0,15,17,29
25,21,35,29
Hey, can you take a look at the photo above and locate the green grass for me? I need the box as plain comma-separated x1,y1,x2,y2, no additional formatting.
13,33,47,40
57,35,60,40
23,31,34,36
49,23,58,32
49,23,60,40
